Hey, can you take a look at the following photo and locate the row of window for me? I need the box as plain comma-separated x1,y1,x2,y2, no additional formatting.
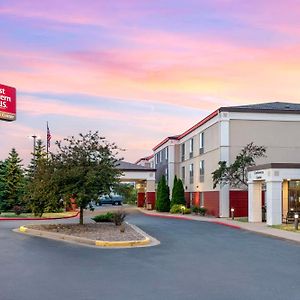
155,147,168,164
181,132,204,162
181,160,205,184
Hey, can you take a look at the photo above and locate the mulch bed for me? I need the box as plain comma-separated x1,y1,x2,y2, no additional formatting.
27,223,145,241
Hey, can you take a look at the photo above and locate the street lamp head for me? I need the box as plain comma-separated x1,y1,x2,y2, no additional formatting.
231,208,235,212
295,213,299,219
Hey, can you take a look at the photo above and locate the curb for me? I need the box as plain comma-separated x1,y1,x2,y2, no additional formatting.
0,211,79,221
15,222,159,249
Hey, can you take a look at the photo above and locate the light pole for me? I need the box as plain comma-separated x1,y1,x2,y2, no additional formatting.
31,135,37,158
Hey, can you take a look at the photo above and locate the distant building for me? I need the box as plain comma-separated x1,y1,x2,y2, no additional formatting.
137,102,300,219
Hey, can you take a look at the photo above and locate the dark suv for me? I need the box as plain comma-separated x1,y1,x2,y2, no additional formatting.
98,195,123,206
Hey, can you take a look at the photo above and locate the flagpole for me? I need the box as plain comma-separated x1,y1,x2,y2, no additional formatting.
46,121,49,159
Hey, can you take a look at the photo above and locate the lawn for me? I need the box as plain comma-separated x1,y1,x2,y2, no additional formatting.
271,224,300,233
0,211,77,218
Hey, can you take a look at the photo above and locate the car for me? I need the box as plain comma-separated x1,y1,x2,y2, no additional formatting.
98,194,123,206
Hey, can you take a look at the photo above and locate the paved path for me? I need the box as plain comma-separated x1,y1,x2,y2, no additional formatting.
1,212,300,300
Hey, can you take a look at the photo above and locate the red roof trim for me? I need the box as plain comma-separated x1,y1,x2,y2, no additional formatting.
152,136,179,151
135,154,154,164
177,109,219,139
152,109,219,151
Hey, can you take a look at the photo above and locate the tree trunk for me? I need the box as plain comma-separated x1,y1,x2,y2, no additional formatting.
79,206,84,225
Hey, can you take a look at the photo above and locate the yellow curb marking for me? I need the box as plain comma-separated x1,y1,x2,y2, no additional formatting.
95,237,150,247
19,226,27,232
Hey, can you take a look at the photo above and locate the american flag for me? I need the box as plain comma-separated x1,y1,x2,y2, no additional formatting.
47,122,51,148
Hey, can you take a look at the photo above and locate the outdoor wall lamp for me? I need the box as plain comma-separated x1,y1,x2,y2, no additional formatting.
231,208,235,220
294,213,299,230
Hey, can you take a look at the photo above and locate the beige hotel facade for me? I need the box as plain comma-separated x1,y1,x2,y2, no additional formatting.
136,102,300,223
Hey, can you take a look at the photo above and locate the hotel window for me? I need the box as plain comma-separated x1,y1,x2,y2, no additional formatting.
199,160,204,182
158,151,162,163
189,138,194,159
165,168,168,182
189,163,194,184
181,143,185,162
182,166,185,184
199,132,204,154
155,154,158,165
165,147,168,161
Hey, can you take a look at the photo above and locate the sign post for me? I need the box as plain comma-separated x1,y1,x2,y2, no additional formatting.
0,83,16,121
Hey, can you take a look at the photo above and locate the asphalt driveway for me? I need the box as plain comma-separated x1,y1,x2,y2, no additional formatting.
0,212,299,300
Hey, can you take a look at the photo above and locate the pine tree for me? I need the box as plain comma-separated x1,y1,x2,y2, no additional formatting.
170,176,186,207
0,160,8,211
156,175,170,212
171,175,178,207
26,139,47,179
5,148,24,210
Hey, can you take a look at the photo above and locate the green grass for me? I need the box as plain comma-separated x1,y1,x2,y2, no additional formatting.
0,211,77,218
228,217,248,222
271,224,300,233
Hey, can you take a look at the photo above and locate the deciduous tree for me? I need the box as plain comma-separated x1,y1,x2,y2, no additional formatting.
212,142,266,189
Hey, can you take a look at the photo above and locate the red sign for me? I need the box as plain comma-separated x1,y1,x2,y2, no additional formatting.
0,83,16,121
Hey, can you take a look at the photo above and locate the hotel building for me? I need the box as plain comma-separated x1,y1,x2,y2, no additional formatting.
136,102,300,222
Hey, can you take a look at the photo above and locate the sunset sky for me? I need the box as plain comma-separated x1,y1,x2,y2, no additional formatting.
1,0,300,165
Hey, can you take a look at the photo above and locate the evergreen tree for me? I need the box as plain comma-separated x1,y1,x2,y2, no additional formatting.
170,176,186,207
5,148,24,210
0,160,8,211
156,175,170,212
171,175,178,207
25,159,59,217
26,139,47,179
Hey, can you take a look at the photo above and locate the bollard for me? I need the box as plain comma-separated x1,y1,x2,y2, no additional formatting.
294,213,299,230
231,208,235,220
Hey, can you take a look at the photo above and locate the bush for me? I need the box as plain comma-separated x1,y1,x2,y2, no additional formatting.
170,204,191,214
13,205,23,216
92,212,114,223
199,207,207,216
192,206,199,214
156,175,170,212
112,210,127,226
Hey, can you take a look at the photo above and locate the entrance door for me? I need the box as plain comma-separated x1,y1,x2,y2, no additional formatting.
288,181,300,211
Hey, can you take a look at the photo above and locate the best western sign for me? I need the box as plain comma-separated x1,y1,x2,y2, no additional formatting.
0,83,16,121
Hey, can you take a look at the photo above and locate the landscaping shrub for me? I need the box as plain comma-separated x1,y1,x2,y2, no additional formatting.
112,210,127,226
156,175,170,212
199,207,207,216
170,204,191,214
13,205,23,216
171,177,186,207
92,212,114,223
192,206,199,214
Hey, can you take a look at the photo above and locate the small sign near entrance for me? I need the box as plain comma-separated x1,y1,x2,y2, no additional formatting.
0,83,16,121
254,170,264,179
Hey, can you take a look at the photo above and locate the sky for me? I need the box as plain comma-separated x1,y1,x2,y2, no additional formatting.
1,0,300,165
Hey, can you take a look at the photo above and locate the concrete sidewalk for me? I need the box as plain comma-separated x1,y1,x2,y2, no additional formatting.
139,208,300,244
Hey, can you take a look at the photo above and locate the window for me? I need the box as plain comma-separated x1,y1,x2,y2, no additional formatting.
189,164,194,184
199,132,204,154
182,166,185,184
199,160,204,182
165,168,168,182
189,138,194,159
165,147,168,161
181,143,185,162
155,153,158,165
159,151,162,163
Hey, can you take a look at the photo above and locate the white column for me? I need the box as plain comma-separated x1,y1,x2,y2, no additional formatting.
266,181,282,225
248,182,262,222
219,118,230,218
219,184,229,217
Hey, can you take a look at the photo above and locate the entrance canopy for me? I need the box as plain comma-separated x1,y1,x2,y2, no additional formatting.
248,163,300,225
116,161,156,208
